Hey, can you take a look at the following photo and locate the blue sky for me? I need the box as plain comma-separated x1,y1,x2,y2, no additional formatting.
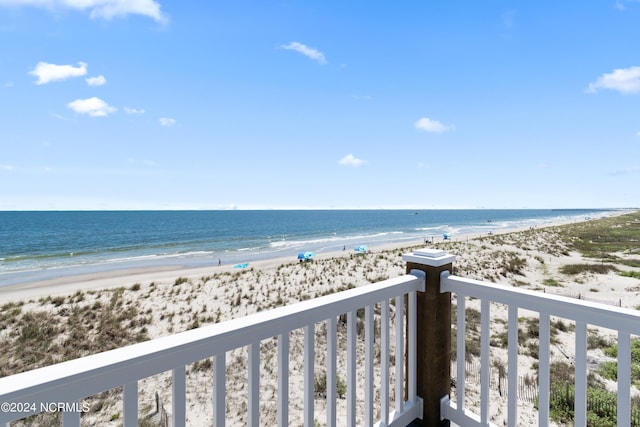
1,1,639,210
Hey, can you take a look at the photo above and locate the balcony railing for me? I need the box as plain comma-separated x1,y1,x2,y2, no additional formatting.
0,273,424,427
1,248,639,426
441,272,640,427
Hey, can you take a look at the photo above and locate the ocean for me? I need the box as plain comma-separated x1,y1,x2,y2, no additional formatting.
0,209,614,286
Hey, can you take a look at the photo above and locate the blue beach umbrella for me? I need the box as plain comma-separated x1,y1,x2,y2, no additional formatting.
233,262,249,268
354,245,368,253
297,251,315,260
443,233,451,240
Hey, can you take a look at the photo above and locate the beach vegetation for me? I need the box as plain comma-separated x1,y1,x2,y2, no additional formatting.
369,274,389,282
587,329,611,350
314,373,347,399
174,277,188,286
559,211,640,258
620,270,640,279
543,278,562,287
0,303,22,327
500,252,527,276
51,295,66,307
451,305,482,358
73,290,85,302
598,338,640,387
559,263,618,275
512,279,529,287
551,318,573,333
190,358,212,373
531,360,636,426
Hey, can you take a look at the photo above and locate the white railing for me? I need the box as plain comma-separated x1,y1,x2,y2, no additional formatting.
441,271,640,427
0,274,424,427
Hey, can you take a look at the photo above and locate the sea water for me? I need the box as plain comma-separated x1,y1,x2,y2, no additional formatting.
0,209,614,286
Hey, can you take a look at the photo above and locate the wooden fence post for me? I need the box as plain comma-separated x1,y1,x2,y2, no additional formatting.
403,248,456,426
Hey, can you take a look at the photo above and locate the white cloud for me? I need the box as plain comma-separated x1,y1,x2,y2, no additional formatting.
281,42,327,65
124,106,145,114
0,0,167,23
586,66,640,94
610,166,640,176
159,117,176,127
67,97,116,117
85,75,106,86
502,9,516,29
50,112,69,121
29,61,87,85
338,154,365,167
414,117,453,133
614,0,640,11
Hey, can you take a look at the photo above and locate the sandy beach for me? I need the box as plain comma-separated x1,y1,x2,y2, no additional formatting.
0,211,607,305
1,210,639,426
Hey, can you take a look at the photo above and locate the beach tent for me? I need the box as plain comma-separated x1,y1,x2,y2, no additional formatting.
443,233,451,240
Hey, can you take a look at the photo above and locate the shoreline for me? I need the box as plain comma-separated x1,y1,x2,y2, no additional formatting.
0,210,630,304
0,208,621,290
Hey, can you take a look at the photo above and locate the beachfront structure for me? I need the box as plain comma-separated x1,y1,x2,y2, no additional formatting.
1,249,639,426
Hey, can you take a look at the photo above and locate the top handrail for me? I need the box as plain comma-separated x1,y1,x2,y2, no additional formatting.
442,272,640,335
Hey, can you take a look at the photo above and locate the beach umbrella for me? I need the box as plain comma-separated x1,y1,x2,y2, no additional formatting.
443,233,451,240
354,245,368,253
297,252,315,260
233,262,249,268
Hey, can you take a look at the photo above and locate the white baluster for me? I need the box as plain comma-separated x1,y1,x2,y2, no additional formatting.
278,333,289,427
172,366,186,426
214,352,226,427
327,317,337,427
538,313,550,427
381,299,390,426
123,381,138,427
248,342,260,426
304,324,314,427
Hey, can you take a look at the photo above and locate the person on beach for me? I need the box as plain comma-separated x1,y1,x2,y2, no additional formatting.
218,259,221,266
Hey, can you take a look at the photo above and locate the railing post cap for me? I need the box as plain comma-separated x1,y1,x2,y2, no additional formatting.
402,248,456,267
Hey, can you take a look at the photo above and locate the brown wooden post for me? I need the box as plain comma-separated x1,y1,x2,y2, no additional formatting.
403,248,455,426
